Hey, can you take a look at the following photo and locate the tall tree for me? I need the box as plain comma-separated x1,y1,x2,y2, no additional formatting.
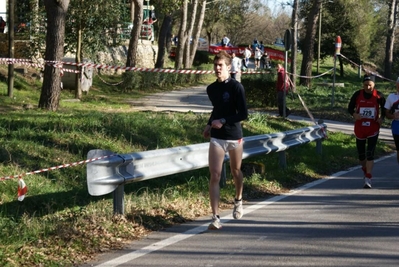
319,0,379,76
126,0,143,67
290,0,299,87
153,0,184,68
64,0,127,99
175,0,188,69
183,0,198,68
39,0,70,111
155,14,173,68
24,0,130,100
384,0,398,78
188,0,206,67
299,0,321,86
202,0,252,46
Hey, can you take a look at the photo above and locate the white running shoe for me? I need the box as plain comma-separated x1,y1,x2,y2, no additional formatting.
208,215,222,230
233,200,243,219
363,177,372,189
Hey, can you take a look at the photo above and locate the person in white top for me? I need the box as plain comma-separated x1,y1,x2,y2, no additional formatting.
230,52,242,82
384,77,399,163
254,47,263,70
243,46,252,69
221,35,230,46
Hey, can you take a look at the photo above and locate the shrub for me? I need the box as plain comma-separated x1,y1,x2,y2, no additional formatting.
241,72,277,108
121,69,206,93
193,51,212,66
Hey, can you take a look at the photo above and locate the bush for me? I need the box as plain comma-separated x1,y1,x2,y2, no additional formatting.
121,70,206,93
241,72,277,108
193,51,212,66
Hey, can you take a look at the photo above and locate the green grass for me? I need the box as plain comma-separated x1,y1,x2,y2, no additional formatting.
0,62,395,266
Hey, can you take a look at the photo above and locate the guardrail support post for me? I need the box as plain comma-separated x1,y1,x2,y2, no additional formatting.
220,163,227,188
316,139,322,155
279,151,287,168
113,184,125,215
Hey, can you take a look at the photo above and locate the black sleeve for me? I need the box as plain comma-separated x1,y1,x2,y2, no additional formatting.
377,91,386,119
207,111,214,126
225,83,248,124
347,91,360,116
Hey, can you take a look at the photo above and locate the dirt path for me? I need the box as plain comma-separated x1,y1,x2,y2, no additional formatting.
127,85,212,113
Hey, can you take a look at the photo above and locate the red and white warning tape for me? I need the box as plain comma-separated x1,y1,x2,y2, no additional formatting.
0,57,80,73
0,57,268,75
18,178,27,201
0,154,116,181
1,154,116,201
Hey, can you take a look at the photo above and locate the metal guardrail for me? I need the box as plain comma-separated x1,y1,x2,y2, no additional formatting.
87,123,327,214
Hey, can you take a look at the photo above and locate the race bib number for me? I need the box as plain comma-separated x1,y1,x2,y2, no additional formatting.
359,107,376,119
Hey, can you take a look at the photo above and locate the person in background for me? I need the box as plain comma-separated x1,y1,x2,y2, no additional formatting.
149,9,157,24
252,39,259,52
384,77,399,163
243,45,252,69
261,52,270,69
202,50,248,230
259,41,265,53
172,35,178,45
347,74,386,189
230,52,242,82
276,64,291,117
0,17,6,33
221,35,230,46
254,47,262,70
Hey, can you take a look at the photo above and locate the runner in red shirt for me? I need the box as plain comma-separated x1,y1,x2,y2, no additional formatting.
347,74,386,188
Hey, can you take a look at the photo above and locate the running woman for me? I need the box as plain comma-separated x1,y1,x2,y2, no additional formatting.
347,74,386,188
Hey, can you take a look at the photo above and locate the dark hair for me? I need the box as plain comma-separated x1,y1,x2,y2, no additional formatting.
214,50,232,66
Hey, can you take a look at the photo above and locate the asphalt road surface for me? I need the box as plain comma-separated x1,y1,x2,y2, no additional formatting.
83,87,399,267
83,153,399,267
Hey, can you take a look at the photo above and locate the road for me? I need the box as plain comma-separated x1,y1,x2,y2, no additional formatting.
84,154,399,267
127,85,392,141
83,87,399,267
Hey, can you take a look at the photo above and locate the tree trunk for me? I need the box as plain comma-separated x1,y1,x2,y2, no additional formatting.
165,17,173,54
39,0,70,111
339,55,344,77
7,0,15,98
290,0,299,87
189,0,207,67
183,0,198,68
299,0,321,87
75,17,82,99
126,0,143,67
155,15,172,68
384,0,397,79
206,30,212,47
175,0,188,69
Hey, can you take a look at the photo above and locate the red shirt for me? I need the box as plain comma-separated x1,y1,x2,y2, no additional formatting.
354,89,381,139
276,67,289,92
